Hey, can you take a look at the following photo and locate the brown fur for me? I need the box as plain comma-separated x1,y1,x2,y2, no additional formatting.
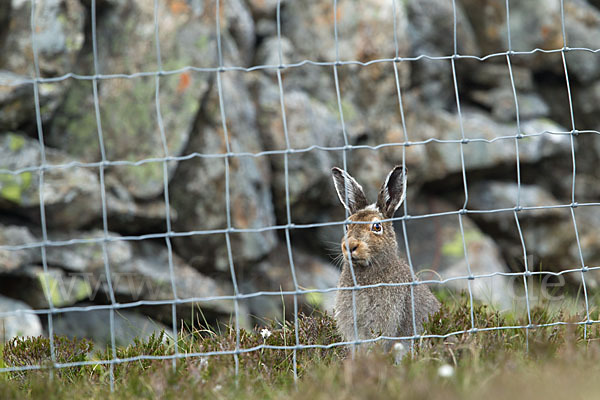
332,167,440,353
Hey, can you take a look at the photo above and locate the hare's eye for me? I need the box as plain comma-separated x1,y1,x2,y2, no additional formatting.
371,222,382,234
344,224,349,232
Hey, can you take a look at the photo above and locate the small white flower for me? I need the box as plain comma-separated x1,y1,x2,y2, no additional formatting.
393,342,405,353
214,384,222,392
393,342,406,364
438,364,454,378
199,357,208,369
260,328,272,339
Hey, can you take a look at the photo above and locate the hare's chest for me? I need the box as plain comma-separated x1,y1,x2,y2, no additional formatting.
335,286,405,340
356,287,403,334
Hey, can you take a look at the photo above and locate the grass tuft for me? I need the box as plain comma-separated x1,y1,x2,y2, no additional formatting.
2,297,600,399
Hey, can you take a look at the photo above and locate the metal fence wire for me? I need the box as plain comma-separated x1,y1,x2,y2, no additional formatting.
1,0,600,390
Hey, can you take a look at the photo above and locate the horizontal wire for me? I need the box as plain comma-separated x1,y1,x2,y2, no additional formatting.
1,202,599,251
2,46,599,87
0,129,595,177
0,264,597,319
1,317,598,375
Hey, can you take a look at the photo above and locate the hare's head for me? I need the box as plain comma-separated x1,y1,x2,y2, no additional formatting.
331,166,407,267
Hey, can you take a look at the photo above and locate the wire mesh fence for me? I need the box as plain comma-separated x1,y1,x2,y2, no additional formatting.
1,0,600,390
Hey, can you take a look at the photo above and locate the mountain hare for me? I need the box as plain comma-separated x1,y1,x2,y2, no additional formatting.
331,166,440,353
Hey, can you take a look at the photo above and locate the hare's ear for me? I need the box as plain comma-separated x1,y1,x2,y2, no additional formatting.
376,166,407,218
331,167,368,214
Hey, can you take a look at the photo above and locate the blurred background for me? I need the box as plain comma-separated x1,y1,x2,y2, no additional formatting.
1,0,600,348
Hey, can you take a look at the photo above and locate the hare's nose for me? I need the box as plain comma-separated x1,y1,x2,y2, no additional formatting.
343,239,360,254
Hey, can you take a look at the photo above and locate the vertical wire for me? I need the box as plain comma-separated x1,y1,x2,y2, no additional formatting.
333,0,340,63
276,0,300,382
215,0,241,376
560,0,568,50
505,0,512,53
392,0,400,60
391,0,418,352
505,0,531,350
30,0,57,381
514,211,532,351
154,0,180,370
91,0,117,389
559,1,590,337
451,0,476,332
333,0,360,355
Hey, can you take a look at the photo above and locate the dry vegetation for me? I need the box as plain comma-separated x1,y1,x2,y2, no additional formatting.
3,294,600,399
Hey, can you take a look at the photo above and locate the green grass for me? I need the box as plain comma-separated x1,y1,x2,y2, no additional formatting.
3,295,600,399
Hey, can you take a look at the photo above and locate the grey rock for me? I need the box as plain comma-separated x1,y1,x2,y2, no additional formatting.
465,181,564,248
0,225,37,273
101,174,177,234
0,224,243,325
2,0,85,74
462,182,600,289
466,63,535,92
79,0,129,8
460,0,600,82
256,19,277,37
171,72,277,272
0,2,10,39
471,88,550,122
246,0,281,17
256,75,343,223
256,36,294,70
406,0,478,57
279,0,412,119
0,265,94,309
575,80,600,117
405,0,478,108
338,108,570,190
0,133,102,229
406,109,570,182
225,0,256,67
571,81,600,137
399,195,513,309
468,181,563,213
0,226,132,308
0,0,85,130
1,0,599,326
43,230,133,273
459,0,562,56
51,307,169,348
0,295,43,342
48,0,226,199
0,71,65,130
571,173,600,203
282,0,411,63
0,134,170,231
562,1,600,83
519,206,600,288
110,241,242,326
